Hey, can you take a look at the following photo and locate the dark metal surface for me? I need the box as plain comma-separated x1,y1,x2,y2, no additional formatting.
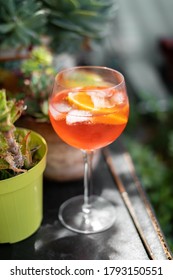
103,142,173,260
0,143,172,260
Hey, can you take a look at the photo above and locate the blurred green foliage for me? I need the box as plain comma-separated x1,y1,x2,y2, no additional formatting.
0,0,46,48
0,0,118,53
42,0,118,53
125,93,173,252
17,46,55,121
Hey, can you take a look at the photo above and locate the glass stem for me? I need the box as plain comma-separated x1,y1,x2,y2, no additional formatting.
82,150,93,214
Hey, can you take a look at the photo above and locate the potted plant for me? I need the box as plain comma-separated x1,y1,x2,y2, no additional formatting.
0,89,47,243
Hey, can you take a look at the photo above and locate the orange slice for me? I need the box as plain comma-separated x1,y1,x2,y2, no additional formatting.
67,91,129,125
68,91,116,114
92,113,127,125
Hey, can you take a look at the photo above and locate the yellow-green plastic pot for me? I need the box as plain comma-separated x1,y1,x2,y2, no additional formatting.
0,129,47,243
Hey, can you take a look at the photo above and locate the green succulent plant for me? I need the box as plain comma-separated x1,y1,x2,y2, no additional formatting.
0,89,40,179
41,0,118,52
21,46,53,74
0,0,46,49
0,0,118,53
18,46,55,121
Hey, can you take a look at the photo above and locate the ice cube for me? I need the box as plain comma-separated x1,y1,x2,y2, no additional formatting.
53,100,72,113
49,104,65,120
66,110,91,125
90,91,114,109
49,100,72,120
111,91,125,105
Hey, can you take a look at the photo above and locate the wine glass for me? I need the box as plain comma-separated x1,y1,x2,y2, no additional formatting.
49,66,129,234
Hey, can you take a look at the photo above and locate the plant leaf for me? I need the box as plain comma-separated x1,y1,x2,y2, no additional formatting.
0,23,15,33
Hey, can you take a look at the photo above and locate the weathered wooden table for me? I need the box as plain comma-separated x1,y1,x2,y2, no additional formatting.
0,141,172,260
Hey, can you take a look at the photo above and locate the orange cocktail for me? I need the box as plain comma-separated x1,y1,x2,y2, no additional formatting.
48,66,129,234
49,86,129,150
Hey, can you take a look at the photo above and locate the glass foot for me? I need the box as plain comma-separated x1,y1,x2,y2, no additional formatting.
58,195,116,234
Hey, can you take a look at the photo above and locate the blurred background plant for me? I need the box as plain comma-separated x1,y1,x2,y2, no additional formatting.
0,0,118,54
1,46,55,122
0,0,46,50
124,91,173,252
19,46,55,121
41,0,118,53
